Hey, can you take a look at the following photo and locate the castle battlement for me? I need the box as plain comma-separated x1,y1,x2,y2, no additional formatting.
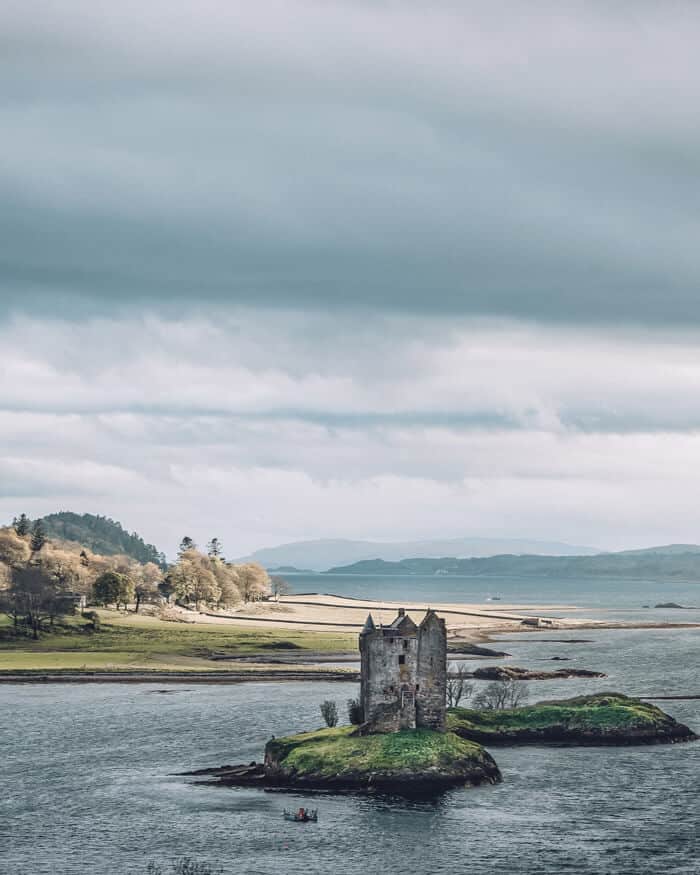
359,608,447,733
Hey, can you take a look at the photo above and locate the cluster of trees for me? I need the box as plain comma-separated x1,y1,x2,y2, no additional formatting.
446,668,529,711
0,519,166,637
1,522,273,637
0,523,84,638
162,537,270,610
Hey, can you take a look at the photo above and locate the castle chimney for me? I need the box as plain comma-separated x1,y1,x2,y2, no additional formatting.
398,608,405,617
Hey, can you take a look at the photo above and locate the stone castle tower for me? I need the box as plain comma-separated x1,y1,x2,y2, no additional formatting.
359,608,447,733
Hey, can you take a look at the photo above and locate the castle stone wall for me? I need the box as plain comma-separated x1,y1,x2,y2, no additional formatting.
416,614,447,731
359,609,446,733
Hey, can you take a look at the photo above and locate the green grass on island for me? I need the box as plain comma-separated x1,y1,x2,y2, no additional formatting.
0,611,355,673
447,693,694,743
266,726,492,779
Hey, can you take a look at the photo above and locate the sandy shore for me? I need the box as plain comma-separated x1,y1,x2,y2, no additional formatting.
193,593,613,638
156,592,700,640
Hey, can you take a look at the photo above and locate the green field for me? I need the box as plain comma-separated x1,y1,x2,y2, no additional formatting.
0,610,355,673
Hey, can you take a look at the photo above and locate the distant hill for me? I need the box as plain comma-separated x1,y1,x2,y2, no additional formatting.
35,512,166,567
327,548,700,580
268,566,315,574
615,544,700,556
237,537,598,572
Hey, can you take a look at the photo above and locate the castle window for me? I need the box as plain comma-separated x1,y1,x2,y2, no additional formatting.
398,655,406,665
403,639,409,650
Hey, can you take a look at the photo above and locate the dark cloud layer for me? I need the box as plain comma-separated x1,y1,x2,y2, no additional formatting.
4,3,700,554
2,2,700,323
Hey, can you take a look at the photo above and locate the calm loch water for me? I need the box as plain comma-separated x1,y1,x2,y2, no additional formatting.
2,627,699,873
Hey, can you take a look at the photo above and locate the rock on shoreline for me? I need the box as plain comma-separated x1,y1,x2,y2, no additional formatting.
471,665,606,681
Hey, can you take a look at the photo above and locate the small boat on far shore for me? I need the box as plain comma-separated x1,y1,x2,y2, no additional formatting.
283,807,318,823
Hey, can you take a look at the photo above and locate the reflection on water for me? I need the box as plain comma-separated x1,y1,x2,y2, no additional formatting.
1,628,698,874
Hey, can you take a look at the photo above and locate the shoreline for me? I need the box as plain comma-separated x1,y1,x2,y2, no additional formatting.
0,668,360,684
190,592,700,635
2,592,698,680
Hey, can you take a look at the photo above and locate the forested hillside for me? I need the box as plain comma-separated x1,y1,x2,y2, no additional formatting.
35,512,166,567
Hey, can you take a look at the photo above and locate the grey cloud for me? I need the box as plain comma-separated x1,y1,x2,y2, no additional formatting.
2,2,700,323
5,4,700,554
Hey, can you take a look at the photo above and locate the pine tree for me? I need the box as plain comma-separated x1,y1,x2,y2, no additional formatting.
179,536,196,555
30,519,47,553
207,538,223,558
13,513,30,536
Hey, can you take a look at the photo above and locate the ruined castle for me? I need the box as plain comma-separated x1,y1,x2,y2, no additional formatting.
359,608,447,733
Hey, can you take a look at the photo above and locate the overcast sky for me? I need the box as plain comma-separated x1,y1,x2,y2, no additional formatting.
2,1,700,558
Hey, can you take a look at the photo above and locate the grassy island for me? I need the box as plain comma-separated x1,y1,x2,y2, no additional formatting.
447,693,697,746
264,726,500,789
264,726,501,790
190,726,501,793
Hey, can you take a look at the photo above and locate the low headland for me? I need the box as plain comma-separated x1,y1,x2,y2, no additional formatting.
186,693,696,795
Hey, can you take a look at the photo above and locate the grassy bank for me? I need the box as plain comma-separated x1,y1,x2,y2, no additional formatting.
447,693,696,744
0,610,355,673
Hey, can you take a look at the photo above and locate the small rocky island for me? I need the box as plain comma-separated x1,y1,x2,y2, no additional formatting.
188,725,500,792
448,692,697,746
186,610,696,795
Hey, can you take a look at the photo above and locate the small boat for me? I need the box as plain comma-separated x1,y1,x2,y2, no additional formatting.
283,807,318,823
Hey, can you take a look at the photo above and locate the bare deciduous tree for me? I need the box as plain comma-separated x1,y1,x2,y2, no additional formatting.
2,565,69,639
134,562,163,612
473,678,529,710
270,575,292,600
446,663,474,708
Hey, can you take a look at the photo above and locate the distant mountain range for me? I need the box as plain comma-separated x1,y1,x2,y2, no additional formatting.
327,546,700,580
236,537,598,572
32,512,166,567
